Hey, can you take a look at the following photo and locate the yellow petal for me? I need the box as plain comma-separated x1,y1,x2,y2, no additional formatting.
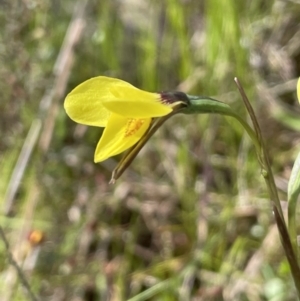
297,77,300,103
94,113,151,162
64,77,119,127
64,76,172,125
103,84,172,118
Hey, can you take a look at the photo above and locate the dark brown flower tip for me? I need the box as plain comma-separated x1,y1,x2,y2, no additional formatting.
160,91,190,105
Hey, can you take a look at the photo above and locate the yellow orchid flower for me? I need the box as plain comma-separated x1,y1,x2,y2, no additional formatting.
297,77,300,102
64,76,188,180
64,76,239,182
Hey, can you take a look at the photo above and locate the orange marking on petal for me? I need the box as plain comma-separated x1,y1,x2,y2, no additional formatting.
125,119,145,137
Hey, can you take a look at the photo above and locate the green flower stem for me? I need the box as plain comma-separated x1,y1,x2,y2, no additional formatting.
183,96,261,157
184,94,300,296
183,96,285,216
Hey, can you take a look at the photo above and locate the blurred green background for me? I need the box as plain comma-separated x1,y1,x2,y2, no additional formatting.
1,0,300,300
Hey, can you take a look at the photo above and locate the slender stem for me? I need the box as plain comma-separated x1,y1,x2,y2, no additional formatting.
0,226,39,301
234,77,300,297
